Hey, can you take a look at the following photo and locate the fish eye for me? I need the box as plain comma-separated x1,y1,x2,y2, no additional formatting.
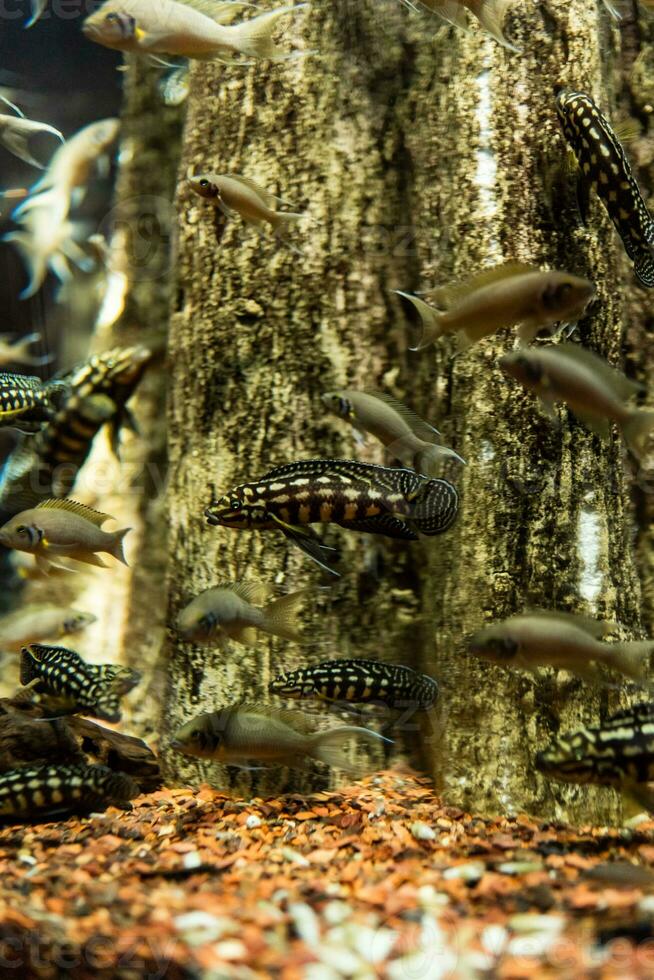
199,179,210,188
105,11,120,22
488,636,518,658
229,497,241,510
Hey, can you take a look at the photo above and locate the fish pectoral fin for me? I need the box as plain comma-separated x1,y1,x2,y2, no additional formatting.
271,516,339,576
575,170,591,225
230,626,259,647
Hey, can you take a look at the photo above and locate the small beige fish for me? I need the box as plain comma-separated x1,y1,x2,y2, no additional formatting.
417,0,521,52
83,0,306,63
188,173,304,246
396,264,596,351
171,703,391,771
0,604,96,653
321,389,465,474
177,581,306,646
4,202,86,300
500,343,654,461
0,97,63,170
468,610,654,686
15,118,120,219
0,499,131,572
0,332,52,367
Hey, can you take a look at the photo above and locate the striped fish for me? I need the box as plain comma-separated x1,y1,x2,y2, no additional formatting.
0,346,151,518
536,702,654,812
0,763,138,821
206,459,459,574
0,372,68,431
270,658,439,709
556,90,654,288
19,643,141,722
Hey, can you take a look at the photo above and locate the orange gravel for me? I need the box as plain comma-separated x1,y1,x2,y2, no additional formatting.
1,769,653,978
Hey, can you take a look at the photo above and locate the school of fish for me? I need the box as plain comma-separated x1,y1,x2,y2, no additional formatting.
0,0,650,822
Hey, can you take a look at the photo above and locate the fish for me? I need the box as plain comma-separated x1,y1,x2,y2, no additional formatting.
395,264,596,351
18,642,141,721
171,703,391,771
556,90,654,288
4,201,90,300
0,498,131,572
0,332,53,368
269,658,439,709
83,0,307,64
583,862,654,890
535,702,654,814
188,173,304,246
499,343,654,462
177,581,306,645
0,345,152,518
205,458,459,575
0,604,96,653
0,763,138,821
0,373,68,432
417,0,521,52
15,118,120,217
468,611,654,686
321,390,465,474
0,97,63,169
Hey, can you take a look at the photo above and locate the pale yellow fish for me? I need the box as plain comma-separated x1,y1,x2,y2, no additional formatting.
15,118,120,216
0,499,131,572
188,172,305,245
0,97,63,170
177,581,306,646
321,389,465,474
417,0,521,52
0,604,96,653
500,343,654,462
171,703,391,771
468,610,654,686
4,202,87,300
83,0,307,63
396,263,596,351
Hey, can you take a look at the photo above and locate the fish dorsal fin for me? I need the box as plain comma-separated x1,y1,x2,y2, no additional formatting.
228,580,276,606
525,608,614,638
220,174,277,210
607,702,654,724
236,701,313,733
431,261,538,307
176,0,255,21
613,118,641,145
361,390,441,440
547,344,644,401
35,498,111,527
0,95,24,119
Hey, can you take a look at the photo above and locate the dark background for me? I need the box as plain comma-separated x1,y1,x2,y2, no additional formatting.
0,4,122,354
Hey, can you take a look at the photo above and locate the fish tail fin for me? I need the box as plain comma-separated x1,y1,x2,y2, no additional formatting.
229,5,304,60
109,528,131,566
610,640,654,686
414,443,466,476
262,590,306,642
3,231,47,299
622,409,654,462
26,0,46,27
634,251,654,289
310,726,392,773
2,131,43,170
271,211,304,232
394,291,444,351
477,0,521,52
410,479,459,536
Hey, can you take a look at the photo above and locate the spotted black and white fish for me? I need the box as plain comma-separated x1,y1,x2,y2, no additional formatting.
556,90,654,288
205,459,459,575
536,702,654,814
0,346,151,518
0,372,68,432
270,658,439,709
0,763,138,821
18,643,141,721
